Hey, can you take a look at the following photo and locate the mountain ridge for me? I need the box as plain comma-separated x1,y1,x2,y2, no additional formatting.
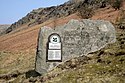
5,0,109,34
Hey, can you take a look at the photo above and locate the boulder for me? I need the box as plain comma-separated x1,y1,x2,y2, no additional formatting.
35,19,116,74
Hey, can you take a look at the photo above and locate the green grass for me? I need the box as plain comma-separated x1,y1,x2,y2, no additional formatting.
0,27,125,83
0,50,35,75
45,54,125,83
44,31,125,83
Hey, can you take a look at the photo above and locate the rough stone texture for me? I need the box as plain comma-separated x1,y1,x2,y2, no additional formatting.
35,19,116,74
0,25,10,36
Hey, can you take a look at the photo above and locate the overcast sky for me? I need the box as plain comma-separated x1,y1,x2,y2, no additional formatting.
0,0,69,24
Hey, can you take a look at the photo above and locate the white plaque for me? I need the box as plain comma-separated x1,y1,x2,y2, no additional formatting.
48,50,61,60
47,33,62,61
49,43,61,49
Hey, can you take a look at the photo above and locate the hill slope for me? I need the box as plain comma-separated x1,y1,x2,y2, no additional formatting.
0,0,125,82
0,0,125,52
5,0,111,34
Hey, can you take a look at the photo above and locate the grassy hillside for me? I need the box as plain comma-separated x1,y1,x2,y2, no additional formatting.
0,28,124,82
0,0,125,83
0,13,125,82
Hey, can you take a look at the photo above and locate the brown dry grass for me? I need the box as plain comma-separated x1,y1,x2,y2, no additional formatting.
0,3,125,52
0,13,80,52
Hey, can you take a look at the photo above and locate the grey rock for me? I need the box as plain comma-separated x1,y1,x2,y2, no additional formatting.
0,25,10,36
35,19,116,74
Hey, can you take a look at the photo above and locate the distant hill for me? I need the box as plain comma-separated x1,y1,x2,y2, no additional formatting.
5,0,110,34
0,0,124,51
0,25,10,36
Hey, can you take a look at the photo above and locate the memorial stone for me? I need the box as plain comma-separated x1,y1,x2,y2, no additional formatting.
35,19,116,74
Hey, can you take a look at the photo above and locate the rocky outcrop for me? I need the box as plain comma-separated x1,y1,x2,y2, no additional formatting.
6,0,109,34
35,19,116,74
0,25,10,36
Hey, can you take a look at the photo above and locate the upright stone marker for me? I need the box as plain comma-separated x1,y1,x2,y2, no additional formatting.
35,19,116,74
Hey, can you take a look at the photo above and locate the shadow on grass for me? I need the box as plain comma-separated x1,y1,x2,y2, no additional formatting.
25,70,41,78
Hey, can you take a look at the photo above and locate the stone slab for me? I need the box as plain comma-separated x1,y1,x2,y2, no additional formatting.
35,19,116,74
